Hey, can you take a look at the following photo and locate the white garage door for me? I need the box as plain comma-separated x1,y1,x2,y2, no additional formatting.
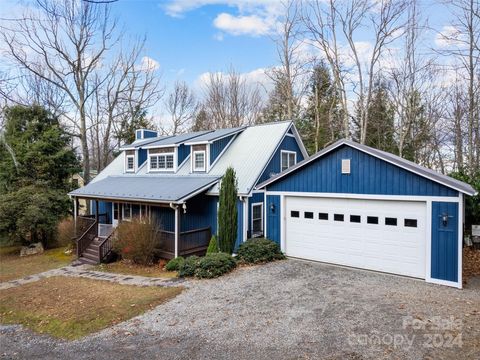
285,197,426,278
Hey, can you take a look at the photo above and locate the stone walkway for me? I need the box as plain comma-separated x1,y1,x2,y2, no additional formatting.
0,265,187,290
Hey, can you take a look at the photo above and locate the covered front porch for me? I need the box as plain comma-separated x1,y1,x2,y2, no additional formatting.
69,175,220,264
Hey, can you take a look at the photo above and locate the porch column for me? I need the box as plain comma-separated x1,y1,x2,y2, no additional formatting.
73,197,78,238
174,206,180,258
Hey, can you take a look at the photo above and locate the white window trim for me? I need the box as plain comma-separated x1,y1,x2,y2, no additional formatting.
148,152,176,172
125,154,135,173
251,202,264,234
193,150,206,172
281,150,297,172
122,203,132,221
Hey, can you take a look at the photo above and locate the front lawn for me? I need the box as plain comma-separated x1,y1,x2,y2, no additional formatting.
95,260,178,279
0,276,182,339
0,247,73,282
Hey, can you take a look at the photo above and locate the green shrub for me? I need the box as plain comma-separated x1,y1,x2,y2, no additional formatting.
206,235,219,254
165,256,185,271
112,217,159,265
194,253,236,279
237,238,285,264
178,255,200,277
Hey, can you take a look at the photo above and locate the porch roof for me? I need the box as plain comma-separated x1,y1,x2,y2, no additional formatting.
69,175,220,203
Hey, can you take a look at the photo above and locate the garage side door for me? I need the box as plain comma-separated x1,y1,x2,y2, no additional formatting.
285,197,426,278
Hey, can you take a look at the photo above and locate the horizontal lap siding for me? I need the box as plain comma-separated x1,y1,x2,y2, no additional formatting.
266,195,281,245
210,134,235,164
267,145,457,197
258,135,306,184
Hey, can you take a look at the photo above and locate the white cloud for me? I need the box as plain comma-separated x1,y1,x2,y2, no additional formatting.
435,25,465,48
213,12,274,36
140,56,160,72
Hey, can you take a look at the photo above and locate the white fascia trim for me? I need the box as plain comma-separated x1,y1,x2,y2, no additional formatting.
458,193,464,288
209,133,237,169
280,194,286,252
177,179,220,203
192,150,207,172
289,123,309,159
265,191,460,203
260,140,474,196
285,133,295,137
252,189,265,193
243,198,248,242
251,202,264,233
143,143,180,150
264,191,268,238
70,194,184,205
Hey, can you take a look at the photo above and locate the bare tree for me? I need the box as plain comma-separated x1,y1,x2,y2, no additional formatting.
165,81,197,135
202,68,263,128
2,0,118,184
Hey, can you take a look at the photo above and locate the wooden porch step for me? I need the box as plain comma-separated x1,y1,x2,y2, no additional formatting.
83,248,98,257
81,252,100,263
78,256,99,265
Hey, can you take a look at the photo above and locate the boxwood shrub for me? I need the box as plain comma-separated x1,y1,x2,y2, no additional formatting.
194,253,237,279
165,256,185,271
236,238,285,264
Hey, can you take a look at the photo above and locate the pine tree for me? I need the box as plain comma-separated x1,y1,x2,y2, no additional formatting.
217,167,238,254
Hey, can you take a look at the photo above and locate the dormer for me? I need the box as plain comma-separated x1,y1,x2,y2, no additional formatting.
135,128,158,140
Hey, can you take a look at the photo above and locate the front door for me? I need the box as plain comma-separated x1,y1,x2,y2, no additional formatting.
112,203,119,227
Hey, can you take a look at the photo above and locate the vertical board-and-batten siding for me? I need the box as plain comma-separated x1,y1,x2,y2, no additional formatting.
267,145,457,197
258,135,305,185
177,144,191,166
138,149,147,168
210,134,235,165
265,195,281,245
92,201,113,224
431,202,459,282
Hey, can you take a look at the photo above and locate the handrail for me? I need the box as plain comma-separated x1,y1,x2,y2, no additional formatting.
98,227,116,262
180,226,211,235
76,220,97,258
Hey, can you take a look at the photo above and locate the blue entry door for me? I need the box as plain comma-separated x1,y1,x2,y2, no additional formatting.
431,202,459,283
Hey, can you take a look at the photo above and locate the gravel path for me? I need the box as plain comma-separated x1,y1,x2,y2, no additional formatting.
0,265,186,290
1,259,479,359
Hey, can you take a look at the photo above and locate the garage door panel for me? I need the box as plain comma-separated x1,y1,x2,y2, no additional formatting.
285,197,426,278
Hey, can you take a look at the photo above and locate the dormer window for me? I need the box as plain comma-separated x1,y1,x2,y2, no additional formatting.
193,151,206,172
281,150,296,172
125,152,135,172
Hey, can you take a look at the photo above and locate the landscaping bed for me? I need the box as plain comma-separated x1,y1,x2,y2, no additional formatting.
0,246,73,282
0,276,182,339
464,247,480,283
95,260,177,279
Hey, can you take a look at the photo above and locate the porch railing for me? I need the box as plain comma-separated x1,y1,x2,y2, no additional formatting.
76,219,97,258
155,227,211,259
98,228,116,262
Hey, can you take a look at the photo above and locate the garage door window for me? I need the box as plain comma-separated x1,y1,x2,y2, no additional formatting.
385,217,397,226
367,216,378,224
404,219,418,227
318,212,328,220
350,215,361,223
304,211,314,219
291,211,300,218
334,214,344,222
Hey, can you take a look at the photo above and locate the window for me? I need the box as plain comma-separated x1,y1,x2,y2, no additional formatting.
291,210,300,218
149,153,174,171
123,203,132,221
318,212,329,220
304,211,314,219
404,219,418,228
341,159,351,174
334,214,344,222
281,151,297,171
252,203,263,233
385,217,397,226
126,155,135,172
350,215,361,223
193,151,206,171
367,216,378,224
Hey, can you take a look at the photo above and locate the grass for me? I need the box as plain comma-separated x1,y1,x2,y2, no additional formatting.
0,246,74,282
0,276,182,339
95,260,177,279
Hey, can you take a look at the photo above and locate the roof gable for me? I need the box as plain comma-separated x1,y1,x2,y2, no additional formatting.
258,139,476,196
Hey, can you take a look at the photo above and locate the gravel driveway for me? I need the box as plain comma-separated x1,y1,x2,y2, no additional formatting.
1,259,479,359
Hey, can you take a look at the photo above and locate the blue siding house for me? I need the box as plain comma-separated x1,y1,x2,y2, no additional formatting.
70,122,307,263
257,139,476,289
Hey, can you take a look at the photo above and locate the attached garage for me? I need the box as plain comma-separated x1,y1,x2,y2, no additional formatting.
258,139,477,288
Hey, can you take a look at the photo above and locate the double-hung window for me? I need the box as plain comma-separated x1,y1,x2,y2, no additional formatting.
149,153,174,171
281,151,297,171
193,151,206,172
252,203,263,234
125,155,135,172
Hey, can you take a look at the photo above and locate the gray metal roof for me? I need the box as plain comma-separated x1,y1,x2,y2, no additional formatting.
69,175,220,203
142,131,212,148
184,126,246,144
257,139,477,196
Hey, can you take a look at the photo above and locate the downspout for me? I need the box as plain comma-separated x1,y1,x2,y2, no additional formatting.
170,203,179,258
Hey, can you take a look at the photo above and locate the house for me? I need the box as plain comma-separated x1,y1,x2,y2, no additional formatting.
69,122,307,264
256,139,477,289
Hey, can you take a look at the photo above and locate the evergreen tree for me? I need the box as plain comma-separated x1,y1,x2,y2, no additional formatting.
259,74,292,123
402,91,430,162
363,80,397,153
0,105,80,245
217,167,238,254
115,106,155,145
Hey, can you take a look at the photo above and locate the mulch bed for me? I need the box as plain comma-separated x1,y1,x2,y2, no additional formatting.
463,247,480,284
